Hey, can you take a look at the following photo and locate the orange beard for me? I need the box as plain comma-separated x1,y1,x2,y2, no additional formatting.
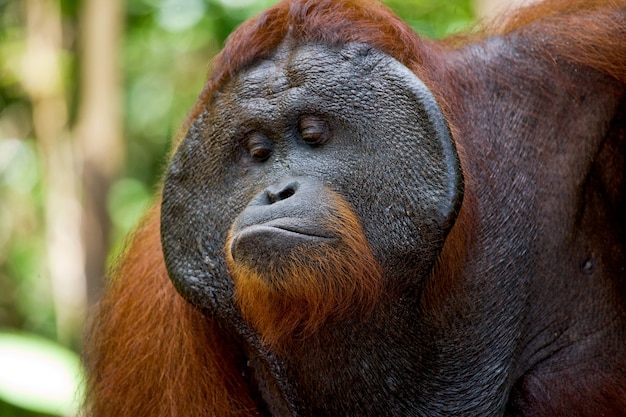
225,194,383,350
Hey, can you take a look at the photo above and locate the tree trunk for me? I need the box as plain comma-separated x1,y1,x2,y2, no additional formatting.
74,0,125,306
23,0,86,345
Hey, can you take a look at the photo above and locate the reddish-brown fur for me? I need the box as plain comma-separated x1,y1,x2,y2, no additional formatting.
497,0,626,83
83,204,258,416
83,0,626,415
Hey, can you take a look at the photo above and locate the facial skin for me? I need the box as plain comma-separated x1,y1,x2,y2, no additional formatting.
161,41,462,340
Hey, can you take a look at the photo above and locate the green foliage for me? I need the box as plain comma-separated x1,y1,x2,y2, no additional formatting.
386,0,475,38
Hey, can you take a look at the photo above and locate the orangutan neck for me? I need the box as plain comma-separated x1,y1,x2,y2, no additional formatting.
242,295,512,417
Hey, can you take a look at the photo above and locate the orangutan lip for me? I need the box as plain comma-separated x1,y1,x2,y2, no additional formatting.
230,219,335,263
236,218,335,241
256,219,335,240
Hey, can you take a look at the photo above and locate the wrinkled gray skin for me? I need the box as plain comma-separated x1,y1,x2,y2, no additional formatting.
161,39,626,416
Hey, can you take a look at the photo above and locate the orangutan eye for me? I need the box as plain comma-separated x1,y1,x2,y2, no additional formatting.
299,116,331,146
246,132,273,162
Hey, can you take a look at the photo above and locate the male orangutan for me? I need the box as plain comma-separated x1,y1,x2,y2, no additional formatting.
83,0,626,415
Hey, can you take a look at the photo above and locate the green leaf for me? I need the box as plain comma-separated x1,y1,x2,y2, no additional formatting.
0,333,83,416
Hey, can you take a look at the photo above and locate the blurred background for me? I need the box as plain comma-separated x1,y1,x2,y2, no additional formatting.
0,0,526,415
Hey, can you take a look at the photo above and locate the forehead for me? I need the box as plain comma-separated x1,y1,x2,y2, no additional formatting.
206,43,420,135
219,42,392,101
